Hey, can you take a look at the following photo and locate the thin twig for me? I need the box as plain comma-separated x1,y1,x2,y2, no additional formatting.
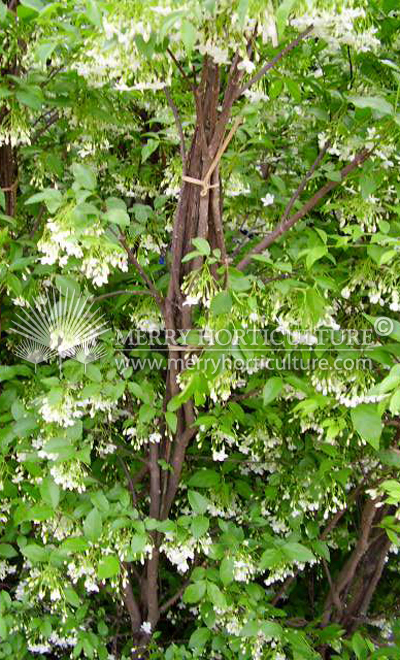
164,86,187,168
110,228,164,309
166,48,194,88
31,112,59,143
92,289,156,303
237,147,371,271
281,141,331,222
237,25,314,98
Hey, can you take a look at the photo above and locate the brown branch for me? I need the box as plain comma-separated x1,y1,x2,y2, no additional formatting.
159,556,204,614
281,141,331,222
145,443,161,627
92,289,155,303
164,86,187,169
322,558,343,617
237,25,314,98
166,48,194,89
121,565,142,633
117,456,147,506
31,111,59,144
161,423,197,519
237,148,371,271
272,483,364,606
112,229,164,309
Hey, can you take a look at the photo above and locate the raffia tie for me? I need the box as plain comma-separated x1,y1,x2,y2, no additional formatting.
182,116,242,196
1,179,19,192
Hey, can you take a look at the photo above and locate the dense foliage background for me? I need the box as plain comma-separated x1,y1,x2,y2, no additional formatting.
1,0,400,658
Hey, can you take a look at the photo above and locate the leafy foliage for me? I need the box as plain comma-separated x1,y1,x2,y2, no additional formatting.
1,0,400,659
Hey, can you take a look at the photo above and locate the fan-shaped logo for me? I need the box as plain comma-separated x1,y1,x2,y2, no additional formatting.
10,291,109,371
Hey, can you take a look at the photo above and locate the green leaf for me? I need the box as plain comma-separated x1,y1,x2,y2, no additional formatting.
25,188,62,213
348,95,393,115
36,42,56,65
97,555,120,580
352,631,369,659
183,581,207,604
39,477,60,509
165,411,177,433
181,20,197,53
210,291,232,316
260,548,283,570
86,0,102,27
21,543,49,563
237,0,249,28
0,543,17,558
83,508,103,542
188,469,220,488
0,615,7,640
131,534,148,554
86,363,102,383
220,556,234,586
379,449,400,469
192,237,210,256
260,621,283,639
351,404,382,450
20,0,43,11
207,582,227,609
306,246,327,269
263,377,283,405
381,480,400,504
191,515,209,538
55,275,80,297
72,163,96,190
90,491,110,513
141,139,159,163
16,88,43,109
0,3,7,22
104,208,130,228
189,627,210,649
188,490,209,514
64,587,80,607
282,542,315,563
276,0,298,38
60,537,89,553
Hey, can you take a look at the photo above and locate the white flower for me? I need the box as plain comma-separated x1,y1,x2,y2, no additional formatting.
183,295,199,307
261,193,274,207
213,448,228,462
238,59,256,74
198,42,229,65
140,621,152,635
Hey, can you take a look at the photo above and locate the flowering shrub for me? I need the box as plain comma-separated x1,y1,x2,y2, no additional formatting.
1,0,400,659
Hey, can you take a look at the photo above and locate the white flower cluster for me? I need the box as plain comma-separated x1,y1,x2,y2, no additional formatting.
50,461,87,493
82,250,128,287
0,560,17,581
40,515,74,543
292,8,380,52
311,371,383,409
341,265,400,312
26,631,77,655
40,394,83,428
39,219,84,266
68,558,99,592
198,42,229,65
233,557,257,583
160,535,212,573
38,215,128,287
